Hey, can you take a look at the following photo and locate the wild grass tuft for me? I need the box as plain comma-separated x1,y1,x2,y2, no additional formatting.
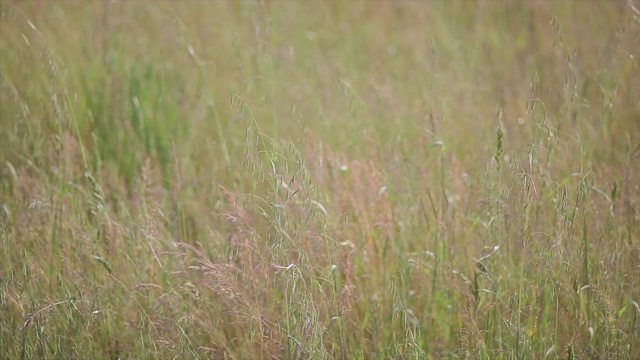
1,1,639,359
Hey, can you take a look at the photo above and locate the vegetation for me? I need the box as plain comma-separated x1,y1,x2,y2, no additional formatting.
1,1,639,358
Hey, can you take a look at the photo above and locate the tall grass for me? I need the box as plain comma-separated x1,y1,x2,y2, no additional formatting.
1,1,639,359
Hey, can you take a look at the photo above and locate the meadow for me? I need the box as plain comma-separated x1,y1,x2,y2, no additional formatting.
1,1,639,359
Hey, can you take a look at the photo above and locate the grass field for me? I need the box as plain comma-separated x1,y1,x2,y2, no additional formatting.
1,1,639,359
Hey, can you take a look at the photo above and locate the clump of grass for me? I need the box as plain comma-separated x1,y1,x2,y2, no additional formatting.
1,1,639,359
